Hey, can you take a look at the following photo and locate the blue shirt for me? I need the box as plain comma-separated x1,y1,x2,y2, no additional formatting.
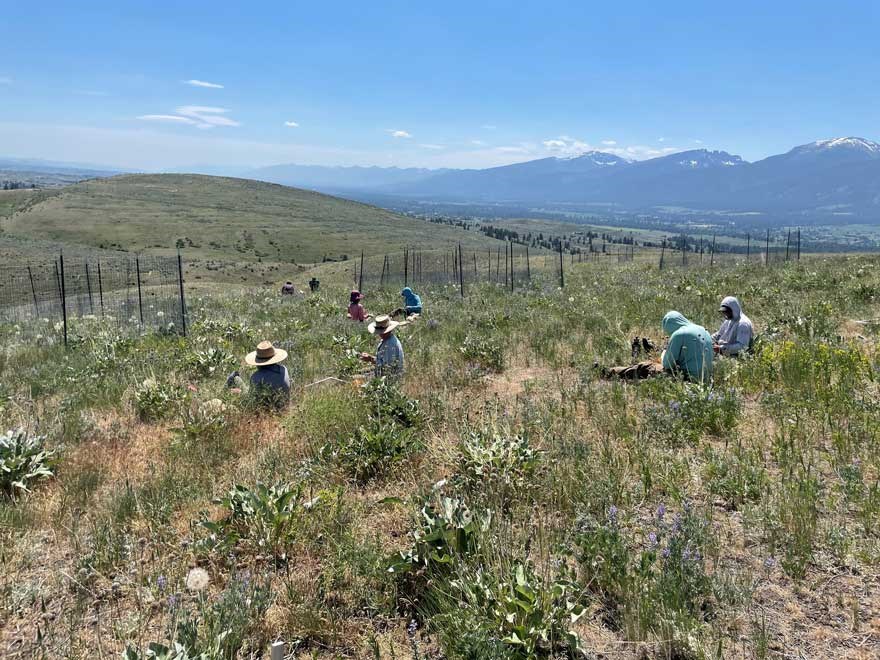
375,335,404,378
250,364,291,406
661,311,713,382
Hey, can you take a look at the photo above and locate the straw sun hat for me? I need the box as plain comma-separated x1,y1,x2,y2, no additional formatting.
367,314,408,335
244,340,288,367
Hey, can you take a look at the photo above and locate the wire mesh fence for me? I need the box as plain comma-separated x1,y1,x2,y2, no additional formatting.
0,253,187,343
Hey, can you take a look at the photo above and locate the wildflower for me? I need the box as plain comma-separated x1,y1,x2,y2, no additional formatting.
764,557,776,569
669,401,681,414
201,398,226,415
407,619,418,637
662,547,671,559
157,575,167,591
157,311,164,318
142,377,157,389
185,567,210,592
656,503,666,521
648,532,658,548
168,594,178,608
607,505,619,524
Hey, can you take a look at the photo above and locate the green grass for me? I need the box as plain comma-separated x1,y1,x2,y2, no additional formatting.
0,174,504,282
1,255,880,658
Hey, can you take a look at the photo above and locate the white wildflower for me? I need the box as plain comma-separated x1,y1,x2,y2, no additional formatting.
54,322,64,332
185,567,210,592
157,311,165,318
201,398,226,416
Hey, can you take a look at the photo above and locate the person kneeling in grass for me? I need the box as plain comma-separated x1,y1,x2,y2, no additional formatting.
359,314,407,379
226,340,291,408
392,287,422,319
347,290,371,322
712,296,753,356
602,311,713,383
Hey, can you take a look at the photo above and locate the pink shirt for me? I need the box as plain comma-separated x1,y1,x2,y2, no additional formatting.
348,303,367,322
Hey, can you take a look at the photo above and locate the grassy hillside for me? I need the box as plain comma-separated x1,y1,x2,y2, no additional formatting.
2,256,880,658
0,174,501,274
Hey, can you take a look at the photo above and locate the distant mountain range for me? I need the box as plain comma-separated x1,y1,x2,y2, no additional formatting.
232,137,880,222
240,163,455,190
3,137,880,221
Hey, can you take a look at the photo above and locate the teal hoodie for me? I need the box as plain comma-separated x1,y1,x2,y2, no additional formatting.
661,311,713,382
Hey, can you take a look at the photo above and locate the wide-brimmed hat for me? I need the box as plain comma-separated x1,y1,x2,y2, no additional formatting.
350,290,364,303
244,340,288,366
367,314,407,335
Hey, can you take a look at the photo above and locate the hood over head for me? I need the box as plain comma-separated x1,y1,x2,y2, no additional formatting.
662,311,690,335
719,296,741,321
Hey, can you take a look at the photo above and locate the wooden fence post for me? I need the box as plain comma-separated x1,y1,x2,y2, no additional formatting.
558,242,564,288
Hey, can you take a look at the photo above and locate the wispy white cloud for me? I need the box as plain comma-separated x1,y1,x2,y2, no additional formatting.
0,77,12,85
284,120,299,127
137,114,196,124
386,129,412,139
601,139,617,146
418,143,445,150
136,106,240,129
184,79,224,89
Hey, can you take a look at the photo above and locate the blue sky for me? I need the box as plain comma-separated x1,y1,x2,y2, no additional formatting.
1,1,878,170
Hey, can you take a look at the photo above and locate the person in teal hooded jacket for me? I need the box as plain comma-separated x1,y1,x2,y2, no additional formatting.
393,287,422,318
661,311,714,382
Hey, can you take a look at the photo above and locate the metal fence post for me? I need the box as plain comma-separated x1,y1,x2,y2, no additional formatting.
358,251,364,292
526,246,531,281
458,243,464,297
59,252,68,347
135,256,144,325
97,261,105,317
659,241,665,270
797,228,801,260
27,266,39,315
177,251,187,336
765,229,770,266
85,263,95,314
711,235,716,266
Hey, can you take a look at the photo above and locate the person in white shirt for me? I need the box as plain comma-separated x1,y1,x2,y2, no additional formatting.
712,296,753,356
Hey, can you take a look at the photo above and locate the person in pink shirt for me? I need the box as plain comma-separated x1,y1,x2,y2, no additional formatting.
347,290,370,322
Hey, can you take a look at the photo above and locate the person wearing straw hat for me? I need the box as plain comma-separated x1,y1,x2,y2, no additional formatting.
348,290,371,322
359,314,407,379
226,340,291,408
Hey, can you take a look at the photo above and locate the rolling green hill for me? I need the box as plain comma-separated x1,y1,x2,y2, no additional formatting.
0,174,500,271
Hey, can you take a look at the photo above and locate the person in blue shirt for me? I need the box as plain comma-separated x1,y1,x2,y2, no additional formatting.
392,287,422,319
226,340,291,408
359,314,407,379
660,311,714,382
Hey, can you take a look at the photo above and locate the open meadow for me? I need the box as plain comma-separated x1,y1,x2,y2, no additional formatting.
1,255,879,659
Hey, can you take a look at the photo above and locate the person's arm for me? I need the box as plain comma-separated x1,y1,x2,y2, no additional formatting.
662,333,683,372
722,322,752,356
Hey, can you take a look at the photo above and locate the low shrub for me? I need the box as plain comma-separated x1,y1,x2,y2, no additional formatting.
0,428,56,498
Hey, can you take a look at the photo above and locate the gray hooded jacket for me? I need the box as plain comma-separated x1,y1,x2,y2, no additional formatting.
712,296,753,356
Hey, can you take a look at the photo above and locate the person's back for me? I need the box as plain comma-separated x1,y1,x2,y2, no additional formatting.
661,311,713,382
401,287,422,314
375,333,404,378
250,363,291,407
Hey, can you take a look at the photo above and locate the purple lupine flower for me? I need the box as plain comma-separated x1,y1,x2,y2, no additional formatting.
407,619,418,638
168,594,178,608
157,575,167,592
764,557,776,569
648,532,658,548
662,547,671,559
656,503,666,521
669,401,681,414
607,505,619,524
682,548,693,562
672,513,682,532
